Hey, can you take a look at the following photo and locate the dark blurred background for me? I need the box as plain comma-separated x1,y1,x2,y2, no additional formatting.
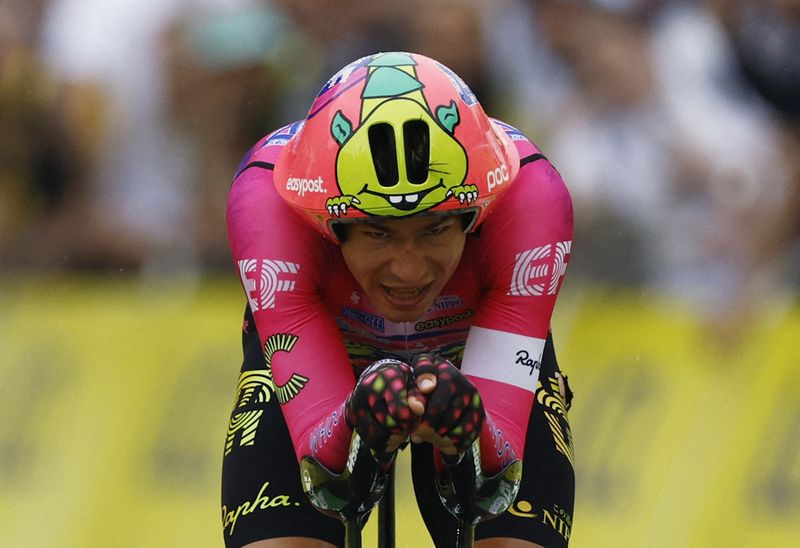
1,0,799,546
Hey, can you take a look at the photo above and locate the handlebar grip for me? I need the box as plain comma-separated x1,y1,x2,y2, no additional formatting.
435,440,523,526
300,432,395,523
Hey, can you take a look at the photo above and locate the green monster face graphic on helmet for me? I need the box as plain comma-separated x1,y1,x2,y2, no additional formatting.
326,52,477,218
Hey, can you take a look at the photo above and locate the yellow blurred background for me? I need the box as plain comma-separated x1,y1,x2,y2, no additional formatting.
1,279,798,546
2,0,799,546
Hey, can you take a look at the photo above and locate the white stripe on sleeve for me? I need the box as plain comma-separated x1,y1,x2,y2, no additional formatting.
460,326,546,393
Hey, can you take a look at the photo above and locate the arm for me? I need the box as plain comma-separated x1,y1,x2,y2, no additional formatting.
399,144,573,476
463,143,574,475
227,143,355,472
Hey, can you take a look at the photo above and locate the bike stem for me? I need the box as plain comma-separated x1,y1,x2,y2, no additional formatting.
378,467,396,548
455,517,476,548
437,441,523,548
344,517,362,548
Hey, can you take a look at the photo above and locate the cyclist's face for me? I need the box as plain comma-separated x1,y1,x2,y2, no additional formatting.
340,215,467,322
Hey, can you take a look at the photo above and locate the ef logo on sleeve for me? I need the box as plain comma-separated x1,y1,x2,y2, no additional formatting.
508,240,571,297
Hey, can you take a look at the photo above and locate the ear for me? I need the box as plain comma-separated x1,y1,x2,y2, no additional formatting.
435,100,460,134
330,110,353,146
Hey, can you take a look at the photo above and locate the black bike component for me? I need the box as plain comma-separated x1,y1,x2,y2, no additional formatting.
436,441,523,548
300,433,396,548
378,467,395,548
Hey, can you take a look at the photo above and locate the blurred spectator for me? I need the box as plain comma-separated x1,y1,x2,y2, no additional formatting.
3,0,798,319
35,0,269,275
160,3,298,271
650,1,799,344
706,0,800,296
534,1,671,285
0,0,116,271
407,0,498,113
708,0,800,122
496,0,800,347
27,0,308,275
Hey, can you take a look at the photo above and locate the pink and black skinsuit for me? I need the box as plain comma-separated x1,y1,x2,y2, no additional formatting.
222,120,576,547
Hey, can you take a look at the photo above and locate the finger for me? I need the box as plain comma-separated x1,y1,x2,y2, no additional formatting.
410,422,436,444
412,354,438,376
407,392,427,416
410,423,457,454
416,372,437,393
406,377,429,417
438,442,458,456
384,432,409,453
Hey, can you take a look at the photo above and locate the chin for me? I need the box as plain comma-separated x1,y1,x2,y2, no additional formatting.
377,301,433,323
380,308,423,323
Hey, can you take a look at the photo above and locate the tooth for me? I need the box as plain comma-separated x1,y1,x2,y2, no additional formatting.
405,194,418,203
389,287,421,297
390,195,402,204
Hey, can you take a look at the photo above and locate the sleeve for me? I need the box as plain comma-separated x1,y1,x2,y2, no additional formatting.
226,143,355,472
461,140,574,474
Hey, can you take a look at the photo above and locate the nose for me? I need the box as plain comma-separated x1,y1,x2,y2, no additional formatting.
388,241,428,284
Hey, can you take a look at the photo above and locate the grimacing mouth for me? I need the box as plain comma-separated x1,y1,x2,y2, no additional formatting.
356,179,446,211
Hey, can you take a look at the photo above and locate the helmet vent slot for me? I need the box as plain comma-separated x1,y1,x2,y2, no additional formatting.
403,120,429,184
368,123,399,187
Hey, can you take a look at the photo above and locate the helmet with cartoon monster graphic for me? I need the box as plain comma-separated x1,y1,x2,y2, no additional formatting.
274,51,520,242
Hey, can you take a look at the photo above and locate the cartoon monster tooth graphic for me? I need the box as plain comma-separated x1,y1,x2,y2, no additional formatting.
326,52,476,218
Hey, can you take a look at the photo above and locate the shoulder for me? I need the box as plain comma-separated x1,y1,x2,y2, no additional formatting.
233,121,305,179
229,121,305,214
461,119,573,288
484,119,573,231
227,121,330,260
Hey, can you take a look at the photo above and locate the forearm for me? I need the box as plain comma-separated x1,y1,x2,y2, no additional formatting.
283,357,420,472
285,397,353,473
469,376,534,474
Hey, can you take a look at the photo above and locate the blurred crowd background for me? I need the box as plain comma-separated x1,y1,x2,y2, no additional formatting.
2,0,799,347
2,1,800,545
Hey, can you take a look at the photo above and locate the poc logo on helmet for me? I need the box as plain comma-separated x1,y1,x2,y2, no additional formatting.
487,163,510,192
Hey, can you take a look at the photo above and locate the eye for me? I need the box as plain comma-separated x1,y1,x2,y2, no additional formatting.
425,223,452,237
363,229,390,240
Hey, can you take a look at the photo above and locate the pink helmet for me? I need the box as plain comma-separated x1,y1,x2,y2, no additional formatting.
274,51,520,242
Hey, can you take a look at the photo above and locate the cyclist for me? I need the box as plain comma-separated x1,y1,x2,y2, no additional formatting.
222,51,575,547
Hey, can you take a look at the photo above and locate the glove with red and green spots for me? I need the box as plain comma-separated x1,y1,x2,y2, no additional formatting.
345,359,418,457
409,354,485,455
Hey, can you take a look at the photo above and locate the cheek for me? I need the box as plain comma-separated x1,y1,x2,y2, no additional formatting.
435,240,466,280
448,235,468,268
445,251,463,276
341,245,378,285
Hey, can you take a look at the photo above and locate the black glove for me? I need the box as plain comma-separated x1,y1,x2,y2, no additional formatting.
345,359,418,455
409,354,485,454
